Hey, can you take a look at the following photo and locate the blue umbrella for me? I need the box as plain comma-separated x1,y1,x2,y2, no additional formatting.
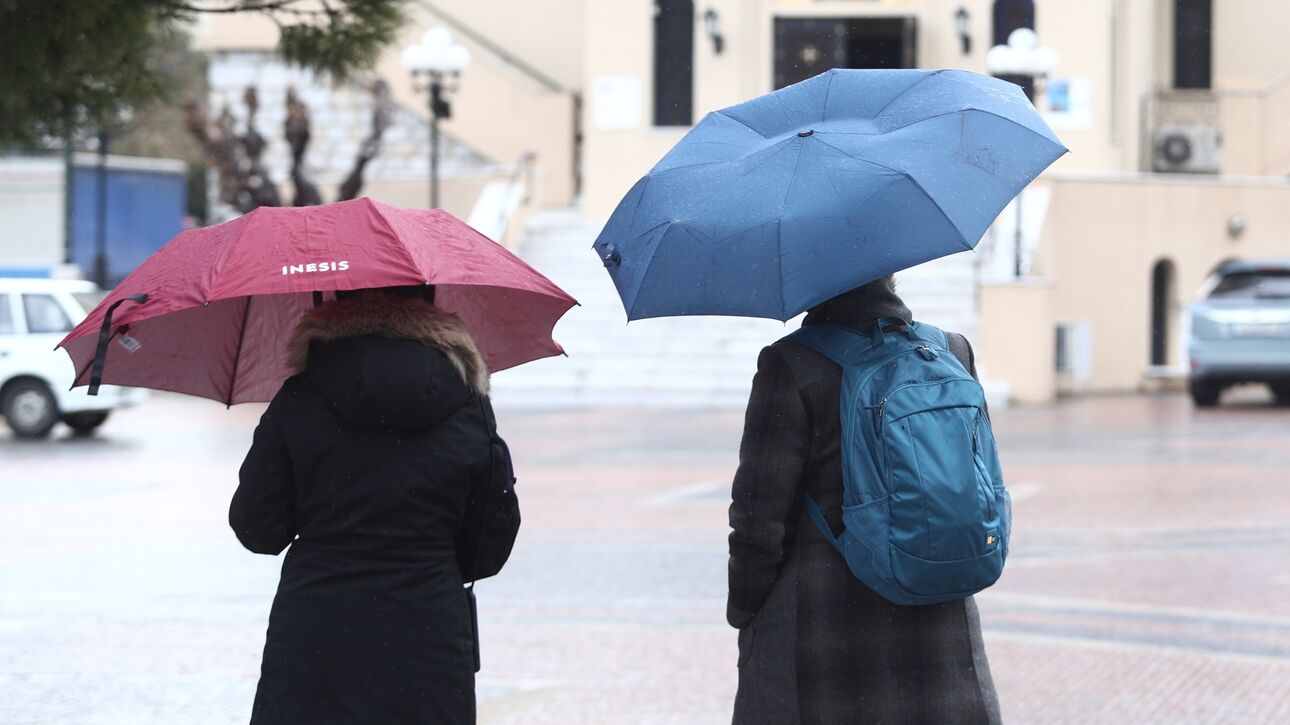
593,68,1067,321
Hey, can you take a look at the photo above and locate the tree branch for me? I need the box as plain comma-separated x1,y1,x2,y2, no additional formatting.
156,1,312,14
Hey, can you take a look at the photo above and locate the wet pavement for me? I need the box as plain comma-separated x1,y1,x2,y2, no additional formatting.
3,388,1290,724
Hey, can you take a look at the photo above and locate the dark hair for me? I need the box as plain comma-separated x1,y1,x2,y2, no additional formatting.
335,284,436,304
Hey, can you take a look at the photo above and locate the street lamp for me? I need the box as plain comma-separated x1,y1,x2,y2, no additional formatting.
402,28,471,209
986,28,1058,278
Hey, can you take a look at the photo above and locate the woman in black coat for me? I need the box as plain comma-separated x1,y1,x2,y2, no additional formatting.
728,276,1002,725
230,287,519,724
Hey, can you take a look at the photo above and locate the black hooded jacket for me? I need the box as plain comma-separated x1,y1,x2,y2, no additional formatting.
230,295,519,725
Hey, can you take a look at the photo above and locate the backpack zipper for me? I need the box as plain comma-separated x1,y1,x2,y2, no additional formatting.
972,424,997,520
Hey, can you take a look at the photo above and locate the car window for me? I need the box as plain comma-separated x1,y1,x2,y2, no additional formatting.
0,294,14,334
72,291,106,315
1207,270,1290,301
22,293,74,334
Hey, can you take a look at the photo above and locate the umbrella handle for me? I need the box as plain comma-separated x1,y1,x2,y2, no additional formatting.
87,293,148,396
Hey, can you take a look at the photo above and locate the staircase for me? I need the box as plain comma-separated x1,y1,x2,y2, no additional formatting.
490,209,982,408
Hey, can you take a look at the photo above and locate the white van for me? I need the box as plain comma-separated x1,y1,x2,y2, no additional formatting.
0,278,146,438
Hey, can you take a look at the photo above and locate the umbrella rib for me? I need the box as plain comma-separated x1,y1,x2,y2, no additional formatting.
868,69,946,120
821,70,836,122
371,204,425,283
825,107,1065,149
776,141,807,320
207,213,256,303
713,110,764,137
813,137,974,251
635,138,798,247
225,296,253,408
624,135,801,318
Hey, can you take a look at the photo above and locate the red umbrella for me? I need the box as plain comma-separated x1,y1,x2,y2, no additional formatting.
59,198,577,404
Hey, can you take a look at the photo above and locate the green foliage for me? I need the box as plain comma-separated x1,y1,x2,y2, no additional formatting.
0,0,408,150
278,1,406,81
0,0,174,149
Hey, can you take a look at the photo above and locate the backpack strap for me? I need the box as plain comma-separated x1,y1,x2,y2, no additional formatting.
913,322,949,350
782,322,870,365
803,493,845,556
783,323,870,556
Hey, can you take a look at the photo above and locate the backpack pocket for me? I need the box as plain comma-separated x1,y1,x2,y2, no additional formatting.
840,495,896,591
888,541,1005,598
883,407,996,558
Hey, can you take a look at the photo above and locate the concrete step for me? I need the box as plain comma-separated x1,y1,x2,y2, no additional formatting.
503,209,982,408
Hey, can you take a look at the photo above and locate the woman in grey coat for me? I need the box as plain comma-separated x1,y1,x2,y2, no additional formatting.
728,276,1002,725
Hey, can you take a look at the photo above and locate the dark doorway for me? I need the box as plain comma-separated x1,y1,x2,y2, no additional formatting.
1173,0,1212,89
773,17,917,90
1151,259,1177,366
991,0,1035,99
653,0,694,126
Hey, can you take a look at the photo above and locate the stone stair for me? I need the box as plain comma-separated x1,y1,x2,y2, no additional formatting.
490,209,982,408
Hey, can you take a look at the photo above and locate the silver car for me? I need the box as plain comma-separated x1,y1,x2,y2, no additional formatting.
1189,259,1290,407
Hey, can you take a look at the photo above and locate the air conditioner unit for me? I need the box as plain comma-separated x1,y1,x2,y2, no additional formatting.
1153,124,1221,174
1055,320,1092,380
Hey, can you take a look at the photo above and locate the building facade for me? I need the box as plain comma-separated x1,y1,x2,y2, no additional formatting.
197,0,1290,404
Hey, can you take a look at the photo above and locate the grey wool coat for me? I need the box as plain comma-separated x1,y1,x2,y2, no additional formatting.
728,280,1002,725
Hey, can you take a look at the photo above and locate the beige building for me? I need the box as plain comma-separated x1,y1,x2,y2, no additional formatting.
196,0,1290,404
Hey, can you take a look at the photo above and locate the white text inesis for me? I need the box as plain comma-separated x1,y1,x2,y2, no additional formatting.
281,261,350,275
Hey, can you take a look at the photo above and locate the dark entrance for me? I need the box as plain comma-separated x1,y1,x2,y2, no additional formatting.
1151,259,1177,366
773,17,917,90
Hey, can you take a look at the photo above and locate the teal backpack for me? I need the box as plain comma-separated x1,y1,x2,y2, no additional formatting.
785,318,1011,606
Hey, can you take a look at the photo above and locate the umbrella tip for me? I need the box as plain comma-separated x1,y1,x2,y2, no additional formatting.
797,129,815,138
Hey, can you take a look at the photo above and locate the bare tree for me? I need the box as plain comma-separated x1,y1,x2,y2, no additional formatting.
185,81,391,215
338,80,391,202
285,88,322,206
239,87,283,210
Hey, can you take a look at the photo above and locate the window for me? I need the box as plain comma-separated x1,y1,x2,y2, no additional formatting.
0,295,13,334
1207,270,1290,301
23,294,73,334
72,291,106,316
653,0,694,126
1173,0,1212,90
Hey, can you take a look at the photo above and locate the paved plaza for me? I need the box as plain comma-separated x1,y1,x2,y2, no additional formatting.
3,388,1290,724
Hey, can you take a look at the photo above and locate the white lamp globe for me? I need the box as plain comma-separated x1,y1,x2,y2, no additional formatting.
1007,27,1038,50
421,27,452,52
400,43,431,72
985,44,1016,75
1033,46,1059,75
443,45,471,73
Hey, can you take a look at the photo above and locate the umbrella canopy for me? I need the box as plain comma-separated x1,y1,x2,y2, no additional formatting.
593,68,1067,321
59,198,576,404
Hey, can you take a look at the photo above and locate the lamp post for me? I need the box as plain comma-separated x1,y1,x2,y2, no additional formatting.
986,28,1058,278
94,129,109,288
402,28,471,209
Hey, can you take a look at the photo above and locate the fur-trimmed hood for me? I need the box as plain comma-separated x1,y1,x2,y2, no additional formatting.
288,293,489,396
